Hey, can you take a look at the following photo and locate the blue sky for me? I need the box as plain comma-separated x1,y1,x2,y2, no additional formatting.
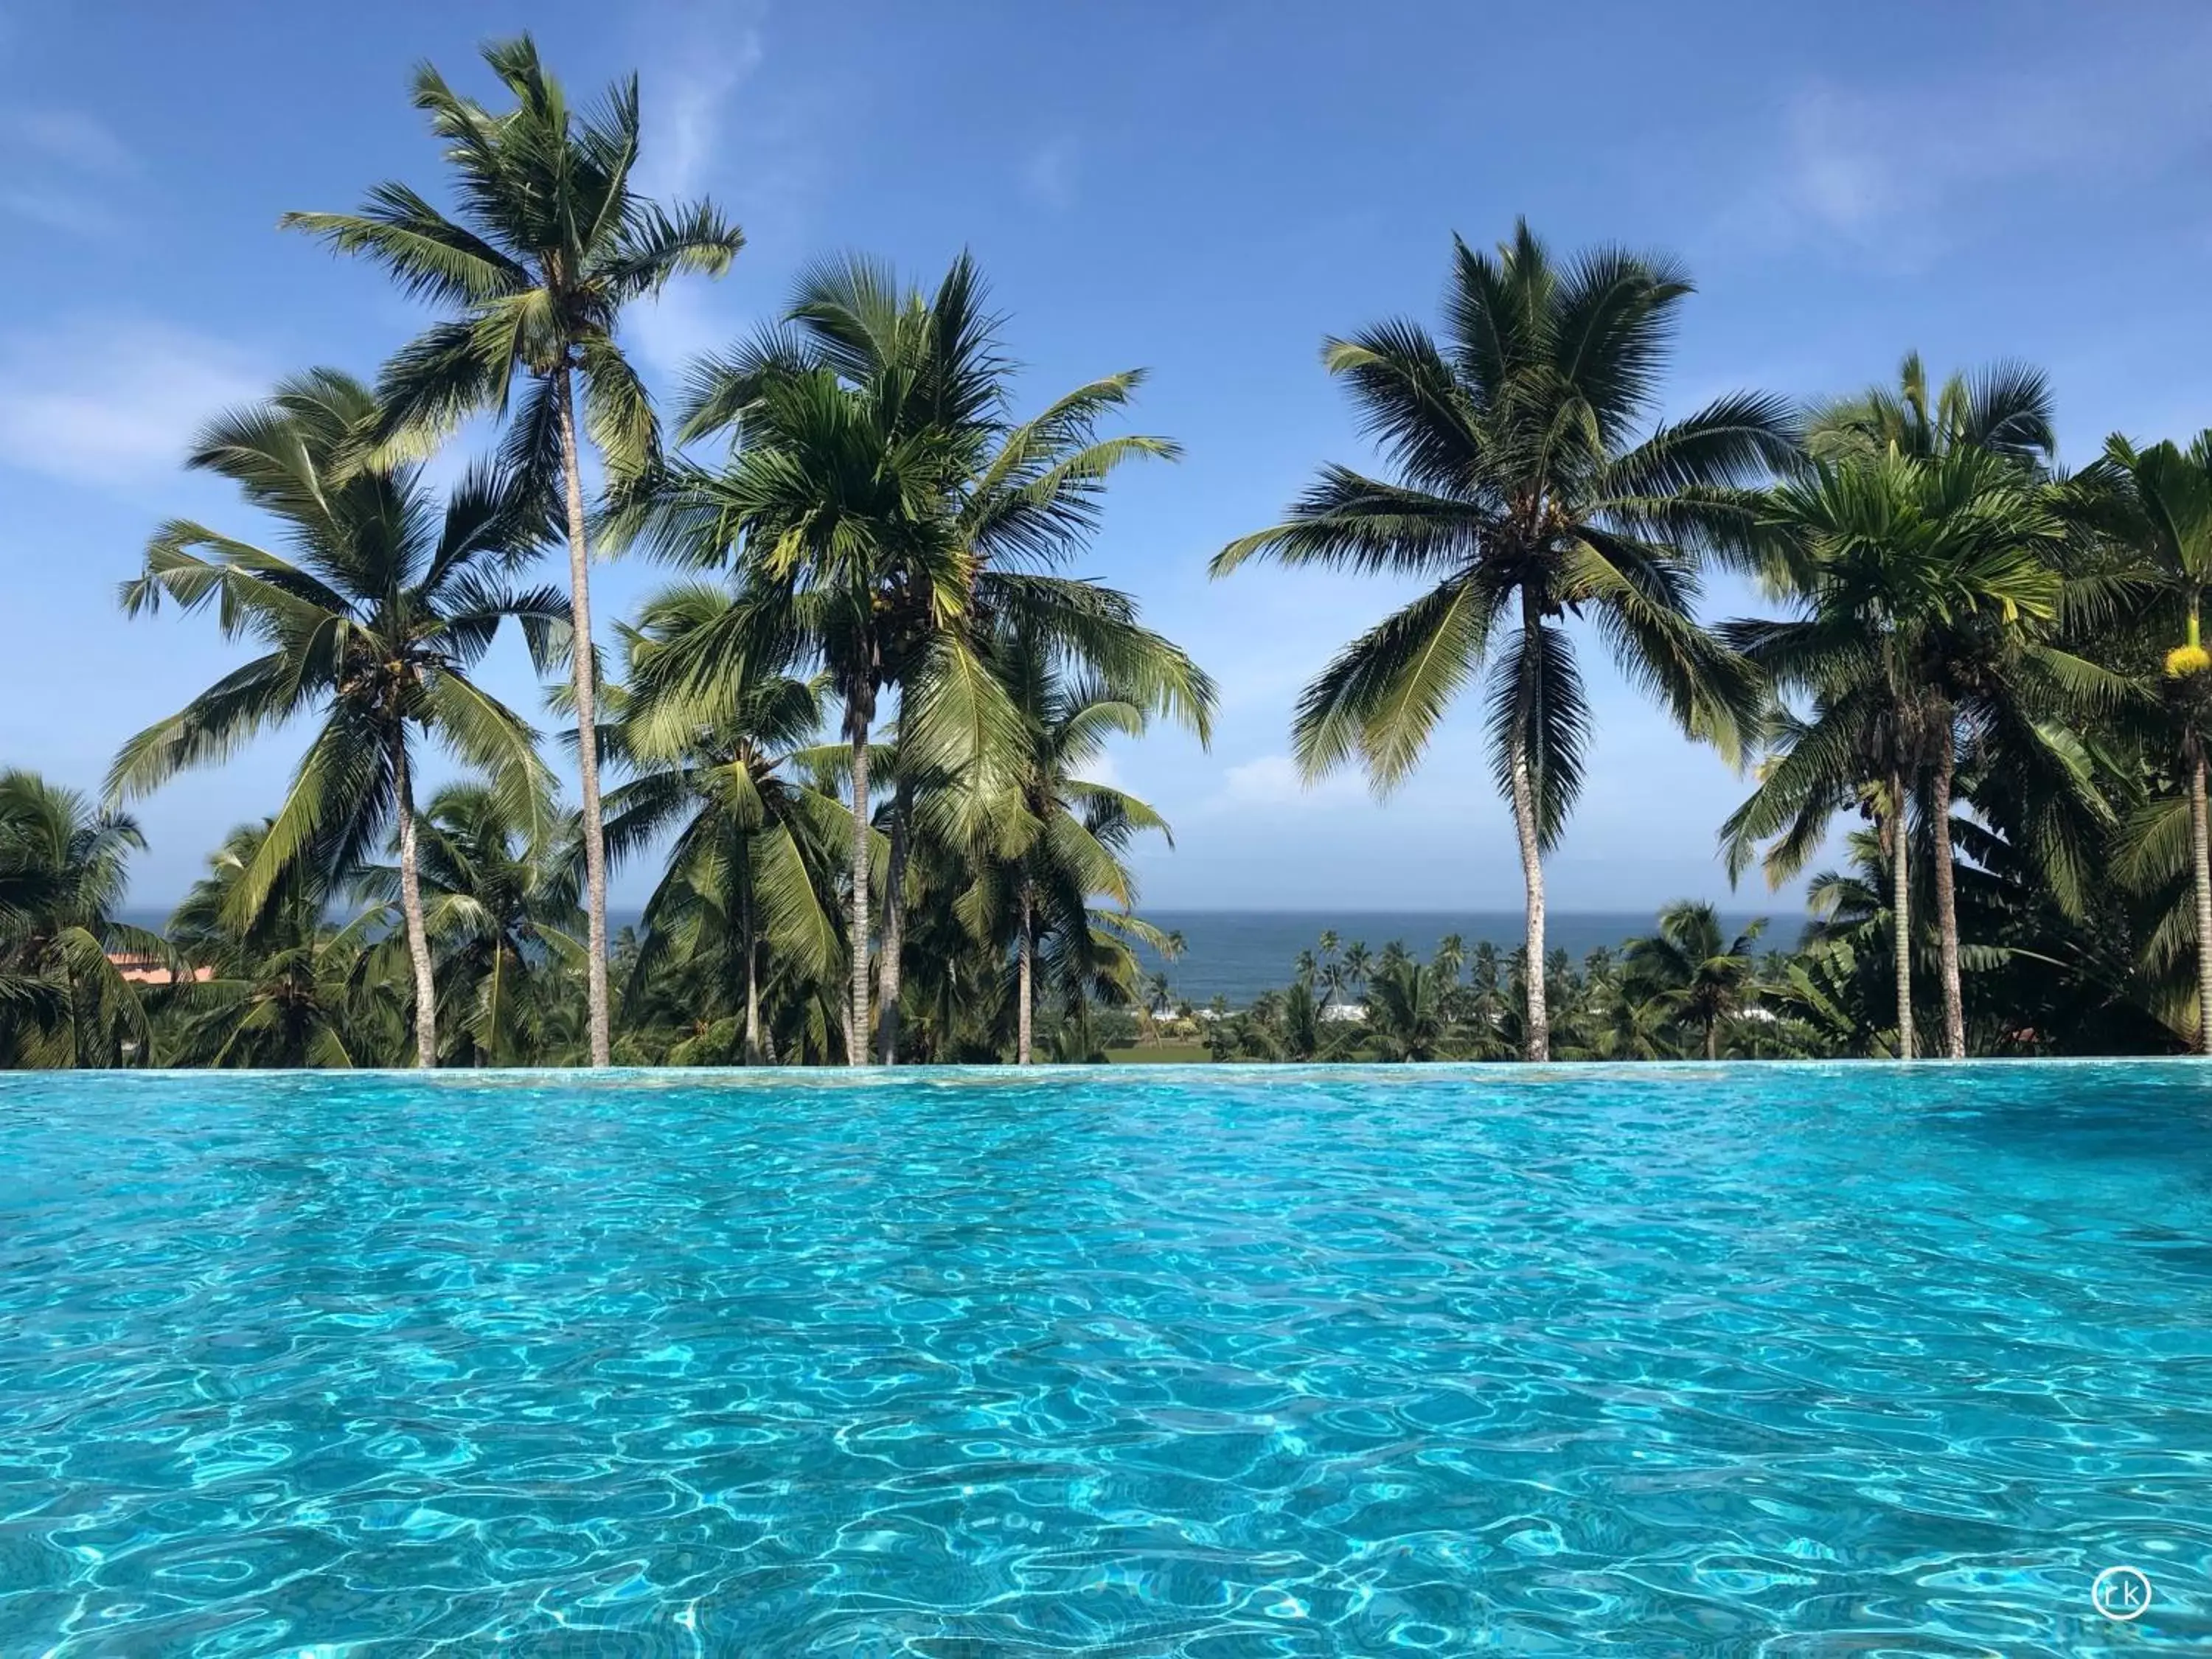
4,1,2211,912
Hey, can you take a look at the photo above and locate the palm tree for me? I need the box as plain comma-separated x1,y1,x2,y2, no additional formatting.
1722,448,2087,1058
1808,352,2056,469
0,771,159,1067
110,369,559,1068
1212,223,1790,1059
619,369,961,1061
283,34,744,1068
1365,955,1458,1062
977,637,1176,1064
1624,901,1767,1060
1143,969,1175,1043
362,782,584,1065
163,822,392,1068
608,585,849,1063
1342,942,1373,998
670,252,1210,1062
2078,433,2212,1053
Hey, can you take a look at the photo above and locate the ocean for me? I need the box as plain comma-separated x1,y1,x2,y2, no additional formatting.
121,906,1804,1011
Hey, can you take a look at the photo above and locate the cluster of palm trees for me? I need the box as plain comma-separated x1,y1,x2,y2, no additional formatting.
1219,228,2212,1061
1,35,1203,1071
7,39,2211,1070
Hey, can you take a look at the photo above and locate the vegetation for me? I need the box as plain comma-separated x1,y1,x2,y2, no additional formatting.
4,38,2208,1070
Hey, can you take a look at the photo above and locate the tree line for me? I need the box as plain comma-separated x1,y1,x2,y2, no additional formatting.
4,35,2210,1069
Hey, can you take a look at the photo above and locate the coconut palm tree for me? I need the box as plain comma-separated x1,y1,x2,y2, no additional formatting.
283,34,744,1068
109,369,560,1068
1808,352,2056,469
358,782,584,1065
1342,942,1373,998
606,585,851,1063
163,821,393,1068
1213,222,1790,1059
971,636,1176,1064
2076,433,2212,1053
617,368,963,1061
0,771,160,1067
671,252,1211,1061
1624,901,1767,1060
1365,955,1459,1061
1722,448,2087,1058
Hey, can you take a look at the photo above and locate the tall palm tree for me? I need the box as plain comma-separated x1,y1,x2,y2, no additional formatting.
608,585,850,1062
2079,432,2212,1052
1624,900,1767,1060
110,369,559,1068
1212,222,1790,1059
621,369,964,1061
283,34,744,1068
1722,448,2087,1058
671,252,1211,1061
0,771,159,1067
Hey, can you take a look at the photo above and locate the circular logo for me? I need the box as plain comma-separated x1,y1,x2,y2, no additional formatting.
2091,1565,2152,1622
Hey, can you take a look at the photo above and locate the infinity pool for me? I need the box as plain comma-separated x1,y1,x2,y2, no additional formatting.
1,1064,2207,1655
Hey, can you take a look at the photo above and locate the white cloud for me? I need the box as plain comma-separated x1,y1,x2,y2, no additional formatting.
0,108,136,240
1213,754,1364,810
1020,137,1078,210
0,186,116,236
637,4,766,201
1749,36,2212,259
0,318,268,486
7,108,133,176
623,0,771,377
1074,750,1126,793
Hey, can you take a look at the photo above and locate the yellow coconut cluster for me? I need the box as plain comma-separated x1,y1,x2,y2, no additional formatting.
2166,643,2212,678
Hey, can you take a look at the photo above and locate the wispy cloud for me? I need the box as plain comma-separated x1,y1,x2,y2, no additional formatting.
618,1,778,378
0,317,267,486
8,108,134,176
1020,136,1079,211
1742,33,2212,263
1207,754,1364,813
0,106,136,239
0,185,118,236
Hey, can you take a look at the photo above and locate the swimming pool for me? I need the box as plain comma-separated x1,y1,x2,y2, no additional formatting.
1,1062,2206,1654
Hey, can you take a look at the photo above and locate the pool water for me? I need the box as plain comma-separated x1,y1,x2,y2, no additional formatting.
1,1062,2208,1655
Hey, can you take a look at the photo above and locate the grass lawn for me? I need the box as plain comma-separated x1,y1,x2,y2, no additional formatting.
1105,1043,1212,1064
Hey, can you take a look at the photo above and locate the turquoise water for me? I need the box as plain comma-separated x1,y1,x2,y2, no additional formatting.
1,1063,2208,1655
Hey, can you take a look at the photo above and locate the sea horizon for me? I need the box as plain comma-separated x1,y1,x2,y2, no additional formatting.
115,902,1805,1009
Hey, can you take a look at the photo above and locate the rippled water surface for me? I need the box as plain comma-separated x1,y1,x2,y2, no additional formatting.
2,1063,2209,1655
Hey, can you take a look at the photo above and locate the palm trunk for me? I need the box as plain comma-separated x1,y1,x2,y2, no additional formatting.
847,716,872,1066
1506,638,1549,1064
1931,738,1965,1060
876,777,911,1064
1703,1020,1718,1063
2192,754,2212,1057
1889,770,1915,1060
1016,886,1034,1065
552,364,612,1068
392,742,437,1069
741,886,761,1065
